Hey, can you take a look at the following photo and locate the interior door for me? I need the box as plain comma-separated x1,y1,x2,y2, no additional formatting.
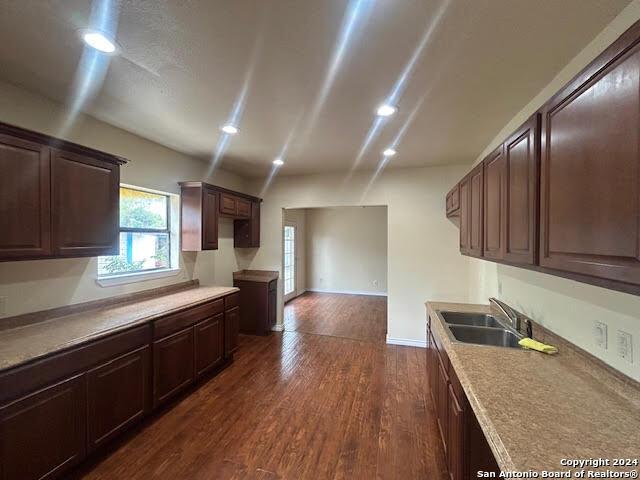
283,224,297,302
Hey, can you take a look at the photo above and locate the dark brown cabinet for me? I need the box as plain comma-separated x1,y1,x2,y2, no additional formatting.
483,145,506,261
460,164,483,258
194,313,224,378
0,122,125,262
181,184,219,251
446,184,460,217
225,306,240,355
426,318,499,480
234,200,261,248
51,149,119,257
0,374,87,480
503,114,539,265
0,134,50,259
540,24,640,285
233,272,278,335
179,182,261,250
87,346,150,450
152,328,195,407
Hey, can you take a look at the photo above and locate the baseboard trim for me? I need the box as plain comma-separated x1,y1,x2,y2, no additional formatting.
386,336,427,348
272,324,284,332
306,288,387,297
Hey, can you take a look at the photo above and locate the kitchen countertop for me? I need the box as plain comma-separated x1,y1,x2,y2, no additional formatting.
233,269,279,283
426,301,640,474
0,284,238,373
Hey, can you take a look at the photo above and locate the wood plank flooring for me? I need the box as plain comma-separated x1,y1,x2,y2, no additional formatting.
72,332,447,480
284,292,387,343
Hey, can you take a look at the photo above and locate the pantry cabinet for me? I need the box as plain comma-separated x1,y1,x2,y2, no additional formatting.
0,122,125,262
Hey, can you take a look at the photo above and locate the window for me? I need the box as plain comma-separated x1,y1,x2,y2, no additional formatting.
98,186,173,277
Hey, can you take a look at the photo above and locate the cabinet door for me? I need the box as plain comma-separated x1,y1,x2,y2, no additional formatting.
219,193,237,216
153,328,195,407
236,198,251,218
446,184,460,217
447,384,464,480
540,28,640,284
195,313,224,378
0,134,51,260
0,374,86,480
87,346,150,451
427,332,438,405
268,281,277,332
504,114,539,265
51,149,119,257
225,306,240,356
459,177,470,253
468,163,484,257
202,188,219,250
483,146,506,261
436,359,449,457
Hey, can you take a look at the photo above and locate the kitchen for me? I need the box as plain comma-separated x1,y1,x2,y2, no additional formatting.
0,1,639,479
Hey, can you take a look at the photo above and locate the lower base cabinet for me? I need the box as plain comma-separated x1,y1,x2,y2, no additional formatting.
0,374,87,480
0,293,238,480
153,328,195,407
427,317,500,480
87,346,150,450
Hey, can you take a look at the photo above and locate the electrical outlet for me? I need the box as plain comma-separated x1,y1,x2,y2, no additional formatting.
373,280,378,287
0,296,6,317
616,331,633,363
593,321,608,349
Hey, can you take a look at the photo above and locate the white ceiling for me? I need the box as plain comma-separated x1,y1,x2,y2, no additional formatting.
0,0,631,177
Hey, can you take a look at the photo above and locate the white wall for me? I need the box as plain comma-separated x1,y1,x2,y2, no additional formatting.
305,206,387,296
468,0,640,381
247,165,471,345
0,80,253,318
283,209,307,297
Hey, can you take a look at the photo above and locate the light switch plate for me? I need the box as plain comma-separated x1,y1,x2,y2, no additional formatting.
593,321,607,349
616,331,633,363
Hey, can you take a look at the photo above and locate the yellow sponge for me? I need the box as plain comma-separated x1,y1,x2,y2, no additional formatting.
518,337,558,354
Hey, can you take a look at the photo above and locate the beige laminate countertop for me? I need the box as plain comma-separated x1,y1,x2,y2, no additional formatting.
0,285,238,373
233,269,279,283
426,301,640,474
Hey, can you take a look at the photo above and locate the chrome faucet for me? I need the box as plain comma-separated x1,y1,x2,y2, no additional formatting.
489,297,532,337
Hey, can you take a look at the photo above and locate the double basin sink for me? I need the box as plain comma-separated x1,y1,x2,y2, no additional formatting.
436,311,524,349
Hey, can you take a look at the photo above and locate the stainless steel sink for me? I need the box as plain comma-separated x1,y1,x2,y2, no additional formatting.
440,311,502,328
435,309,525,349
448,325,523,348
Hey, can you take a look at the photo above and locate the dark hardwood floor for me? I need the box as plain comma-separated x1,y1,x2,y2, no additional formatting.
72,332,447,480
284,292,387,343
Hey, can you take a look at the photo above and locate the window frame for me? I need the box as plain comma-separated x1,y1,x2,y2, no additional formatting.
98,185,175,279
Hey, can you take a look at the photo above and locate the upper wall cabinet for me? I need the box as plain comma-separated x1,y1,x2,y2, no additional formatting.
445,184,460,218
179,182,261,251
0,122,125,262
481,114,540,265
539,23,640,285
459,163,483,257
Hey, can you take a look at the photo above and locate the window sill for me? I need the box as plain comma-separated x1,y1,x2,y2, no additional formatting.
96,268,182,287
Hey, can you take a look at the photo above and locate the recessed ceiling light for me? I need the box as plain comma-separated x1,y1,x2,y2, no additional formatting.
82,30,117,53
383,148,396,157
273,158,284,166
221,124,239,135
376,104,397,117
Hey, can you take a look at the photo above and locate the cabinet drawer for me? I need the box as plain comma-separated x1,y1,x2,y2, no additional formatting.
219,193,237,216
224,291,240,309
153,299,224,340
0,324,150,404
